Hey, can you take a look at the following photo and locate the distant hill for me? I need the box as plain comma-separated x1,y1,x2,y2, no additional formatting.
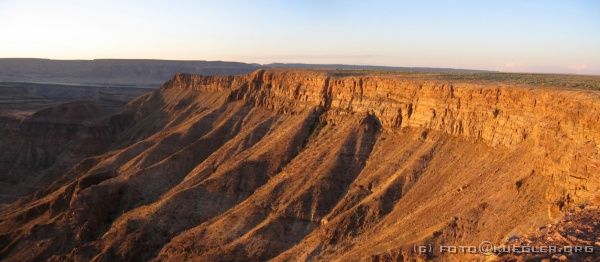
264,62,493,73
0,59,493,88
0,59,260,88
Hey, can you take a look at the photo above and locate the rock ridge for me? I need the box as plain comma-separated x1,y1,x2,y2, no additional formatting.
161,69,600,204
166,70,600,145
166,69,600,158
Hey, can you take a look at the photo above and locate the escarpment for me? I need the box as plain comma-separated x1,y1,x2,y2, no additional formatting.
172,70,600,148
169,69,600,202
0,69,599,261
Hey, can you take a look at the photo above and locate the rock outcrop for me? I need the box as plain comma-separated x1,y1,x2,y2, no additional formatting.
498,206,599,261
0,69,599,261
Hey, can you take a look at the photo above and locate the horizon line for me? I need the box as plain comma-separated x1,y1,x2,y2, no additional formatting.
1,57,599,77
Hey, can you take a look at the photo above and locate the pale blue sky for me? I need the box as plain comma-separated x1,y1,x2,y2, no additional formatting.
1,0,599,74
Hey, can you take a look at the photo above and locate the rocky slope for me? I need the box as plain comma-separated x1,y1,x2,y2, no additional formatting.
0,101,133,204
0,69,599,261
498,205,599,261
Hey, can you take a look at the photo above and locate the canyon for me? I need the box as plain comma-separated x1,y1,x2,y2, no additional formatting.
0,69,599,261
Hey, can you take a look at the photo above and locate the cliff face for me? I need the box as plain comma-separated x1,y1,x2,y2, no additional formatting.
170,69,600,200
1,69,599,261
171,70,600,148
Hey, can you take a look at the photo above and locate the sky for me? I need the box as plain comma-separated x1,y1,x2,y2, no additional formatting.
0,0,599,74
